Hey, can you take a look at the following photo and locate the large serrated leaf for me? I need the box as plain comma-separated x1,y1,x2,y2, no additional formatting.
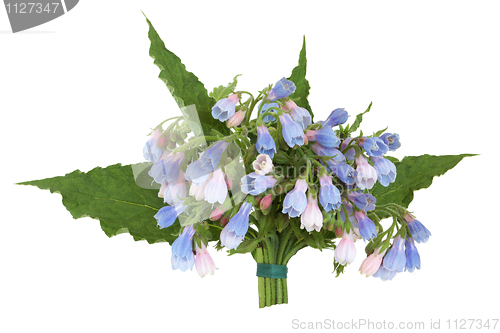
372,154,476,212
288,36,313,119
210,74,242,101
18,164,178,244
145,16,230,137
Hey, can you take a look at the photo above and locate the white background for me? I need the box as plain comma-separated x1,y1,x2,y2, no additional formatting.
1,1,498,332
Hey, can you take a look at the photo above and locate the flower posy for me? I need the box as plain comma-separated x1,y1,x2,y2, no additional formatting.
135,41,453,307
17,27,469,309
141,69,437,303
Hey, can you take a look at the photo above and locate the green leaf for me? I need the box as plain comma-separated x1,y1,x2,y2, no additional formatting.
144,16,230,138
288,36,313,119
210,74,242,101
372,154,476,212
349,101,372,133
18,164,178,244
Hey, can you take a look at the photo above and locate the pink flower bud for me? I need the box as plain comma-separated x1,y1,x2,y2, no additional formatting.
220,216,229,227
359,247,387,277
225,174,233,190
167,141,176,150
335,226,343,238
210,206,225,221
151,128,162,141
306,129,317,142
156,133,169,149
260,194,273,210
227,110,246,128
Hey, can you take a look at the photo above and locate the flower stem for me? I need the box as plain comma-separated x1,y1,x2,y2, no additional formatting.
256,246,266,308
255,230,292,308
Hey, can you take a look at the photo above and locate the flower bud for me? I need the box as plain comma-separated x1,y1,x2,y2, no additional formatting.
260,194,273,211
335,226,343,238
220,214,230,227
167,141,176,150
156,132,170,149
210,206,224,221
225,174,233,190
359,247,387,277
151,128,162,140
175,136,185,146
227,110,246,128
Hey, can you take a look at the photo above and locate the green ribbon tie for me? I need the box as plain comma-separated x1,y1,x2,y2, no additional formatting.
256,263,288,279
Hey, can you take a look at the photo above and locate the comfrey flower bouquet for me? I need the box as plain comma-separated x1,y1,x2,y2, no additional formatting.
19,17,474,308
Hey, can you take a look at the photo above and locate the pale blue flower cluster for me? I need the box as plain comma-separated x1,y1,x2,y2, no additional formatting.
371,213,430,281
140,74,417,283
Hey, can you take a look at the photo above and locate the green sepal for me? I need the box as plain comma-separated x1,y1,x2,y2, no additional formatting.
275,213,290,233
229,238,261,255
273,151,294,165
333,261,346,277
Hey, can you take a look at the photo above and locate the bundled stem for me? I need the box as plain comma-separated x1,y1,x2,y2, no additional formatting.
254,213,305,308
